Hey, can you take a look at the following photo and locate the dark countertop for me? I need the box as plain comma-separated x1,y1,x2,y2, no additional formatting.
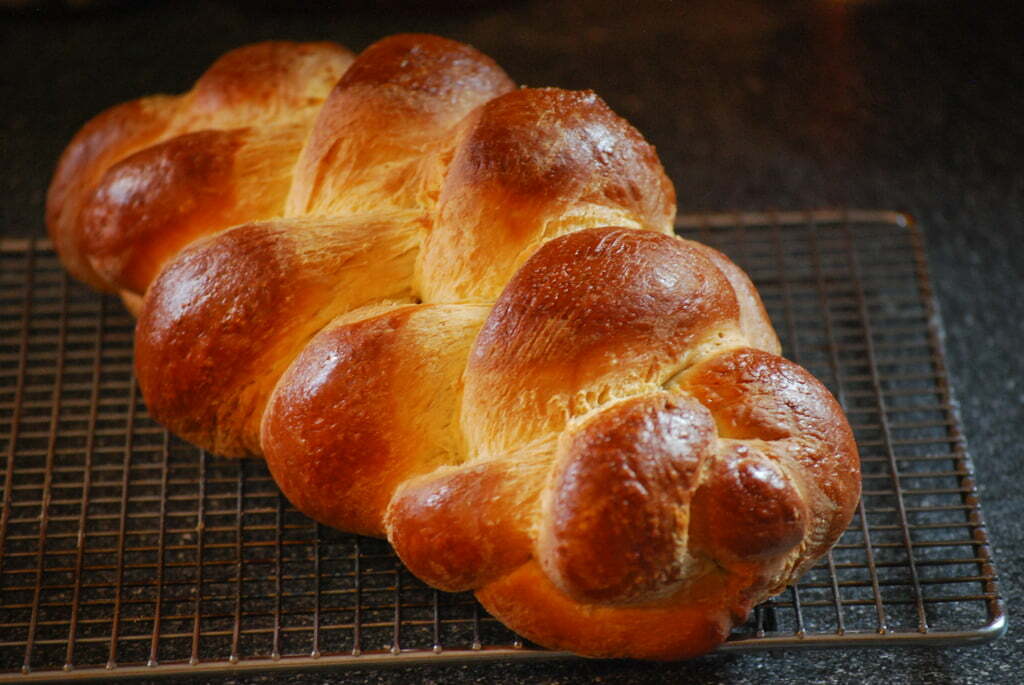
2,0,1021,682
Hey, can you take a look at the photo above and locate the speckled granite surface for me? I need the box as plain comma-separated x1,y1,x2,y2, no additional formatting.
2,1,1021,682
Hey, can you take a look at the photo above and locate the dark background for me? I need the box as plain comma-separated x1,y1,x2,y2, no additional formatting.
1,0,1021,682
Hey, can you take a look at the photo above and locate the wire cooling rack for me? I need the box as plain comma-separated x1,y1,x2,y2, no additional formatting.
0,210,1006,680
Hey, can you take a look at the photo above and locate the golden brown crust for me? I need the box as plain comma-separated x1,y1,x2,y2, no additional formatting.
332,33,511,111
180,41,352,128
388,459,538,592
286,34,514,217
135,215,418,456
50,35,860,661
46,96,178,289
689,443,809,563
476,561,743,660
80,129,247,292
417,88,677,303
462,227,739,458
677,347,861,561
262,303,487,536
688,241,781,354
451,228,856,656
540,393,715,604
80,124,311,293
47,41,352,294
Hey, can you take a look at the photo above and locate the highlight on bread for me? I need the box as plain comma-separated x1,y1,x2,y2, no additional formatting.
46,34,861,660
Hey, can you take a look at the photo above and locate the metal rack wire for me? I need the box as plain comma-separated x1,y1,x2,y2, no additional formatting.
0,210,1005,680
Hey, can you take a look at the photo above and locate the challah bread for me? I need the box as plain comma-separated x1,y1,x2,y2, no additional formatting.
47,34,860,660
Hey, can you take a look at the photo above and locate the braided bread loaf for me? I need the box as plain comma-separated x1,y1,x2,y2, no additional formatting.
47,34,860,659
